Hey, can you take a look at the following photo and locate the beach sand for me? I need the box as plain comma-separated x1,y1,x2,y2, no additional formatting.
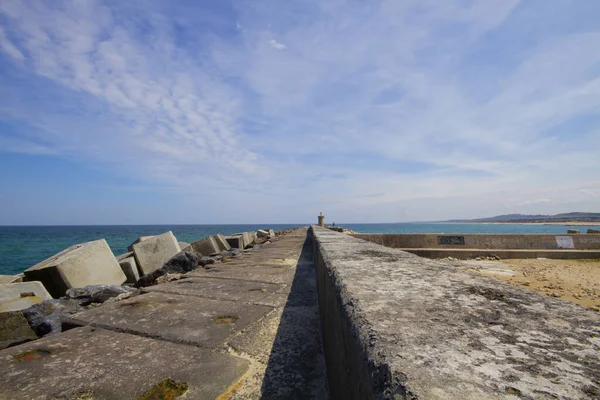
461,258,600,311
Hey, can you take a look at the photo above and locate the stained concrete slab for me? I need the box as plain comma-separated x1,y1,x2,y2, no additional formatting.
24,239,126,298
313,225,600,400
0,282,52,312
64,292,273,348
0,326,249,399
142,277,284,303
133,231,181,276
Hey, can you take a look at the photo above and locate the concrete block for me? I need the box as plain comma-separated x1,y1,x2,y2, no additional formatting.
65,292,273,348
225,235,245,249
127,235,154,252
24,239,126,298
142,277,284,303
0,282,52,313
115,251,133,261
0,311,37,350
588,228,600,234
0,275,24,284
190,236,221,256
132,231,181,276
0,326,249,399
268,229,275,237
119,256,140,283
567,229,581,234
178,241,190,249
214,234,231,251
257,229,269,238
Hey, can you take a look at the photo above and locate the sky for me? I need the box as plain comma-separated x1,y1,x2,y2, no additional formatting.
0,0,599,225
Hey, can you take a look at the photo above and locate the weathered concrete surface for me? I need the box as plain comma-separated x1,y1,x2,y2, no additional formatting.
0,282,52,312
24,239,126,298
314,226,600,399
0,326,249,399
403,248,600,259
191,235,222,256
133,231,181,276
0,274,23,284
126,235,154,252
355,233,600,250
118,256,140,283
142,277,284,304
215,233,232,251
65,292,273,348
0,311,37,350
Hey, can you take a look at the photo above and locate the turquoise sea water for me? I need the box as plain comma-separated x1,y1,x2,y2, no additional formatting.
1,223,597,275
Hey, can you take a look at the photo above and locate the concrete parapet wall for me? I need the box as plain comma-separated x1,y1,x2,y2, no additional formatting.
312,226,600,399
354,233,600,250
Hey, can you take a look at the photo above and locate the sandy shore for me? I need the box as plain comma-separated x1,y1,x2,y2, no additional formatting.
461,258,600,311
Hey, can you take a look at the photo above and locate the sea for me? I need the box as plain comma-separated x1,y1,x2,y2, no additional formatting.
1,223,598,276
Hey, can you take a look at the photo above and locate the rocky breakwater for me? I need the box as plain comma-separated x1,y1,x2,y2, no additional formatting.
0,228,284,351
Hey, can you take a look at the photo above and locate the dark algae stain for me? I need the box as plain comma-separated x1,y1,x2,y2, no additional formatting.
137,379,189,400
213,315,239,324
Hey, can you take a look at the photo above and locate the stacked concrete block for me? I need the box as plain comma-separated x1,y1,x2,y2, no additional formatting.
116,252,140,284
127,236,154,252
191,236,221,256
268,229,275,237
178,242,191,250
0,282,52,313
132,231,181,276
24,239,126,298
225,235,245,250
257,230,269,238
567,229,581,234
588,229,600,234
214,234,231,251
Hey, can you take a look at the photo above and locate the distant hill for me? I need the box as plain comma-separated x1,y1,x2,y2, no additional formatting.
447,212,600,223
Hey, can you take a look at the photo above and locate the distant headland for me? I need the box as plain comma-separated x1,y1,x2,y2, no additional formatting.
444,212,600,225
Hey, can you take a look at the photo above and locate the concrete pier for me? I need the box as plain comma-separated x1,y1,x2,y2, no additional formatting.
313,226,600,399
0,228,327,399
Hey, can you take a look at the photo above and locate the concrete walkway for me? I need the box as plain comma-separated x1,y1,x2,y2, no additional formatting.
0,228,328,399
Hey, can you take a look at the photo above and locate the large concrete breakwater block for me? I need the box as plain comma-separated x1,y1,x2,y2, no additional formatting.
0,326,249,399
312,226,600,400
224,234,245,249
214,233,231,251
0,282,52,312
190,236,221,256
132,231,180,276
64,292,273,348
24,239,126,298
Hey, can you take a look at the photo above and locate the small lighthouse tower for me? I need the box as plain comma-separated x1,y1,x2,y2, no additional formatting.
318,212,325,227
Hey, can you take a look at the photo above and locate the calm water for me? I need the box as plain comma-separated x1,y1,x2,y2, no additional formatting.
1,223,597,275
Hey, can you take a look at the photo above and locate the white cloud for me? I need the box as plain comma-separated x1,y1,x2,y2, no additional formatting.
0,25,24,60
269,39,287,50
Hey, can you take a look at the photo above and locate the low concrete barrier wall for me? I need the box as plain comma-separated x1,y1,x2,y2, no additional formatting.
312,226,600,399
354,233,600,250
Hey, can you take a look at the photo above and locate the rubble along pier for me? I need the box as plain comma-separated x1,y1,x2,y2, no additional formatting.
0,228,328,399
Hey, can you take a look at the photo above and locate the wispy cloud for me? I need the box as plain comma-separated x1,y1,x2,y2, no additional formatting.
269,39,287,50
0,0,599,223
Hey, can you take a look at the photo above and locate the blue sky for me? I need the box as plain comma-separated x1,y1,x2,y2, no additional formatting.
0,0,599,224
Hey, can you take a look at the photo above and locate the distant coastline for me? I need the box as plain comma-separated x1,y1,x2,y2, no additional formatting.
442,221,600,226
